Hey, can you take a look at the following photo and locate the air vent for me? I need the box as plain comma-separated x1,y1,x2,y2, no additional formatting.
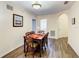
50,30,55,36
6,4,13,11
64,1,69,5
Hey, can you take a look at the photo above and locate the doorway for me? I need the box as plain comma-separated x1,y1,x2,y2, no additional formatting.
32,19,36,32
58,13,68,38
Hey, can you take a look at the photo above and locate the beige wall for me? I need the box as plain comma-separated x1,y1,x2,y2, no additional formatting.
68,2,79,56
36,14,58,39
0,2,35,57
36,1,79,56
56,1,79,56
36,10,69,39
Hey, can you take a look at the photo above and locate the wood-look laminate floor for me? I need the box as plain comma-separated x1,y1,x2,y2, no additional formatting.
3,38,79,58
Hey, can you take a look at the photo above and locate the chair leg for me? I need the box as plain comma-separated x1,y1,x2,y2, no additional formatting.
40,53,41,57
45,46,46,51
32,52,34,58
25,46,28,57
40,45,42,57
46,38,48,47
25,51,27,57
24,39,26,53
25,54,26,57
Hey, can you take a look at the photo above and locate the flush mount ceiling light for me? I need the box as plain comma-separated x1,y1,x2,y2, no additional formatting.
64,1,69,5
32,1,42,9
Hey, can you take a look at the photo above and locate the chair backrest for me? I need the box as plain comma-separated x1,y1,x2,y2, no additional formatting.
42,32,49,46
37,30,45,34
25,31,35,36
25,32,30,36
30,31,35,34
46,32,49,37
44,32,49,38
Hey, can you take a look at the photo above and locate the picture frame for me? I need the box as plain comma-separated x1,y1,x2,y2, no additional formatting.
13,14,23,27
72,17,75,25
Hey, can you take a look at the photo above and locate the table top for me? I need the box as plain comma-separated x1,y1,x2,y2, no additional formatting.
29,34,45,40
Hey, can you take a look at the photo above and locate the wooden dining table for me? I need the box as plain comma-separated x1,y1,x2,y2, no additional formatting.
28,33,45,57
29,34,45,40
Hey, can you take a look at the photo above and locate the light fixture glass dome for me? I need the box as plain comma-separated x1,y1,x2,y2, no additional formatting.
32,2,41,9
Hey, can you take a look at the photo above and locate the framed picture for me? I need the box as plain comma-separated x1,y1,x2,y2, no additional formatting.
72,17,75,25
13,14,23,27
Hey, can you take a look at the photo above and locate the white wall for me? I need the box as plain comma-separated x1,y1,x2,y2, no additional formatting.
36,1,79,56
0,2,35,57
36,14,58,39
57,1,79,56
68,2,79,56
36,10,69,39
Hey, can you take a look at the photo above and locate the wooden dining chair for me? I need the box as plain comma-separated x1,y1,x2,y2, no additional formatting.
25,31,35,35
25,32,31,36
30,31,35,34
45,32,49,47
40,32,49,52
24,32,31,53
41,37,46,52
24,35,40,57
37,30,45,34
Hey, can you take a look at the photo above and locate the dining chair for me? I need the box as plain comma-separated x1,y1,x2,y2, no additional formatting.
25,31,35,36
24,35,40,57
45,32,49,47
37,30,45,34
40,32,49,52
30,31,35,34
24,32,31,53
25,32,31,36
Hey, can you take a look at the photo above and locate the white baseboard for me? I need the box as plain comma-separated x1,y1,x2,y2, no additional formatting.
48,36,57,39
0,43,23,57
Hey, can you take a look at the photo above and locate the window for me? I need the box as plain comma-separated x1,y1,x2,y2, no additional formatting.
40,19,47,32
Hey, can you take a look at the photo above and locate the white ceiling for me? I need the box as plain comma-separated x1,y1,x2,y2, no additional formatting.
11,1,74,15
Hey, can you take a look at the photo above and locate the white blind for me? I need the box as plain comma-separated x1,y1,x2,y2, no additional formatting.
40,19,47,32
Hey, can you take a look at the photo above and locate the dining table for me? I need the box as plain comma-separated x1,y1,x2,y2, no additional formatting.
24,33,46,57
28,33,45,57
29,33,45,40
